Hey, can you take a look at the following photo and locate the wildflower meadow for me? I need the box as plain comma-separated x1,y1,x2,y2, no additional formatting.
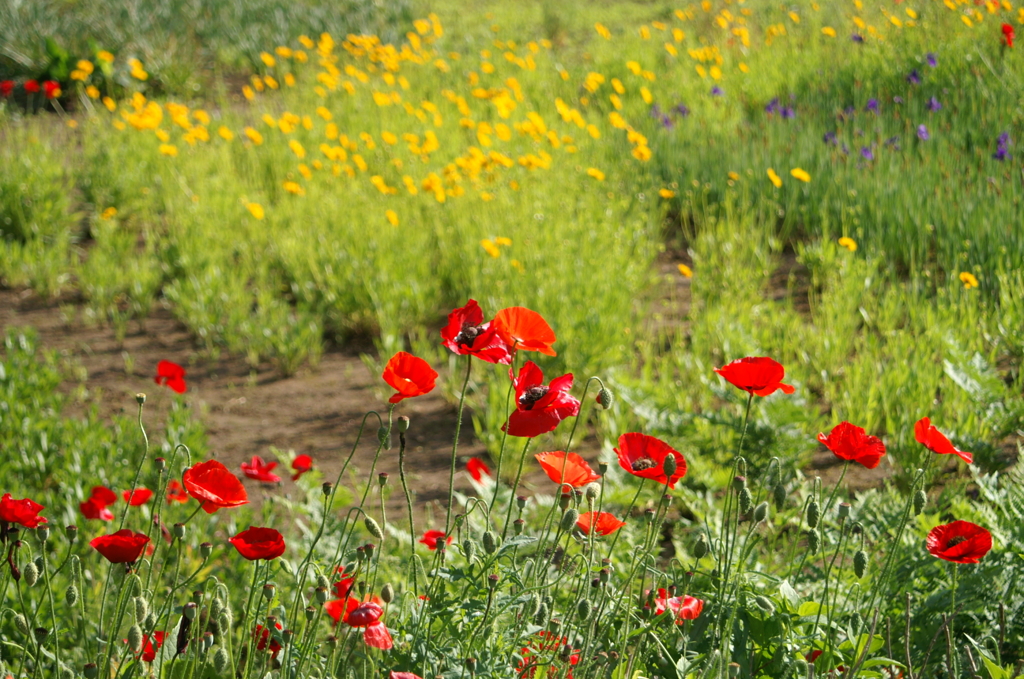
1,0,1023,677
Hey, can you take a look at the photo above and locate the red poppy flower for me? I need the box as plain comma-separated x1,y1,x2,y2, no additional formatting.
24,80,39,94
0,493,48,528
291,454,314,481
389,673,424,679
333,568,355,598
90,529,151,564
335,600,392,649
926,520,992,564
125,631,166,663
492,307,557,356
122,488,153,506
80,497,115,521
517,631,579,678
648,589,703,622
440,299,512,364
914,418,973,464
254,622,283,659
154,360,187,394
0,81,13,97
165,480,189,504
576,511,625,536
466,457,491,482
817,422,886,469
240,455,282,483
382,352,438,404
419,529,452,550
715,356,795,397
614,433,687,489
535,451,600,488
1003,23,1015,48
229,526,286,560
42,80,61,99
182,460,249,514
502,362,580,438
90,486,118,506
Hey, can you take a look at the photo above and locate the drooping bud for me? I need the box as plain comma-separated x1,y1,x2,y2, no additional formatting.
738,487,753,515
560,508,580,533
662,454,677,479
23,562,39,587
482,531,497,555
145,612,157,630
850,612,863,636
364,517,384,540
837,502,851,519
806,501,820,529
377,425,391,450
753,502,769,523
732,475,747,492
854,550,868,578
913,489,927,515
128,625,144,654
576,599,591,622
213,648,230,674
693,534,709,559
752,595,775,615
596,388,613,409
773,483,787,510
397,416,410,432
381,583,394,603
315,572,330,589
462,538,476,563
13,613,29,635
134,596,149,622
66,585,79,606
806,529,820,554
534,603,548,625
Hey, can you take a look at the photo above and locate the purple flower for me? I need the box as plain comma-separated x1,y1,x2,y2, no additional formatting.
927,53,937,67
781,106,795,119
765,97,780,114
711,86,724,97
673,103,690,117
993,132,1011,161
823,131,838,145
843,106,856,117
860,146,874,161
907,70,920,85
650,104,663,119
893,96,904,104
852,34,864,43
865,99,878,113
885,136,901,150
917,124,929,141
660,115,675,130
927,96,942,112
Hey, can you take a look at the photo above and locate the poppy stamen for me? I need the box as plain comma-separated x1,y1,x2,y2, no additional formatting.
454,323,485,347
519,386,550,410
630,458,658,472
945,536,967,548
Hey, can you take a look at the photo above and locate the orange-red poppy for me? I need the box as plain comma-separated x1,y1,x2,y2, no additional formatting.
614,433,687,488
817,422,886,469
492,307,557,356
382,352,438,404
926,520,991,564
576,511,625,536
534,451,600,488
503,362,580,437
714,356,795,397
914,417,973,464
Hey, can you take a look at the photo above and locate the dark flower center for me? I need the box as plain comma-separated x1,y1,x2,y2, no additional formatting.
455,323,485,347
519,386,549,410
945,536,968,548
631,458,658,472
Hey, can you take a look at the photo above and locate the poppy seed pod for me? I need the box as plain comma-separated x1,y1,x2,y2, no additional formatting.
754,501,769,523
487,573,499,589
397,415,410,432
599,567,610,583
365,542,376,558
694,534,709,559
662,453,678,479
173,523,186,539
364,517,384,540
305,605,316,621
806,501,820,529
732,475,747,492
806,529,820,554
739,488,753,515
598,461,609,475
597,387,613,409
315,586,328,603
23,562,38,587
513,518,525,535
66,585,79,606
262,583,275,600
33,627,49,643
576,598,591,621
378,473,389,487
203,631,216,652
35,525,49,542
84,664,99,679
381,583,394,603
466,657,477,673
482,530,497,554
558,492,571,511
65,525,78,543
128,625,144,654
913,489,927,515
854,550,868,578
377,426,391,450
560,508,580,532
728,663,742,678
155,457,166,471
136,393,146,405
213,648,230,674
183,602,197,619
837,502,851,519
322,482,333,496
773,483,787,510
516,495,528,510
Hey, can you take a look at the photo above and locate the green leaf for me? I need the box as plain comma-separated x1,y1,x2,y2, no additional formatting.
797,601,824,617
778,580,801,612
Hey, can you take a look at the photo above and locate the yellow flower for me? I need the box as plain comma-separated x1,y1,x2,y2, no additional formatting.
595,22,611,39
218,126,234,141
788,11,800,22
155,129,170,142
587,168,606,181
70,70,87,82
260,52,276,68
677,263,693,278
246,203,265,220
790,168,811,182
159,144,178,157
77,60,95,75
659,189,676,199
284,74,295,87
242,85,255,100
962,15,973,26
103,96,116,112
101,207,118,220
96,50,115,63
728,172,740,181
275,46,293,58
112,120,126,130
510,259,525,274
495,237,512,247
959,272,979,289
767,168,783,188
244,127,264,145
85,85,100,99
632,146,652,161
739,62,750,73
66,119,77,129
481,239,501,258
905,8,918,19
385,210,399,226
283,181,305,196
838,237,858,252
640,86,653,104
821,27,837,37
289,139,306,158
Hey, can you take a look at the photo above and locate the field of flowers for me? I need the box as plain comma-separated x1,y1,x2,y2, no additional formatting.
2,0,1024,677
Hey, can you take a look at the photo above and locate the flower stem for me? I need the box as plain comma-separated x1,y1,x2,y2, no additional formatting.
445,356,473,535
501,438,533,541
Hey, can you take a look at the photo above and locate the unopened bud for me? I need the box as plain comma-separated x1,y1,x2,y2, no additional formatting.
837,502,851,519
753,502,769,523
596,388,613,409
576,599,591,621
854,550,868,578
378,472,389,487
462,538,476,563
381,583,394,603
23,561,39,587
66,585,79,606
397,416,410,432
213,648,230,674
752,595,775,615
65,525,78,543
134,596,149,622
806,529,820,554
482,531,497,554
662,454,677,479
732,475,747,492
693,534,709,559
364,517,384,539
773,483,787,510
560,508,580,532
377,425,391,450
84,664,99,679
155,457,166,471
913,489,927,515
806,501,820,529
128,625,144,653
136,393,146,405
322,482,333,496
14,613,29,635
183,602,197,619
200,542,213,558
315,573,330,589
534,603,548,625
739,488,753,514
173,523,186,539
513,518,525,535
487,574,499,589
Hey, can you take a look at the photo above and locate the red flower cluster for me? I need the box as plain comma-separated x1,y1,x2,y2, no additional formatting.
42,80,60,99
466,457,491,482
229,526,286,561
291,454,314,481
615,433,687,488
81,486,117,521
419,529,452,551
649,588,704,623
23,80,39,94
241,455,281,483
1003,23,1015,48
254,621,284,659
517,631,579,678
90,529,151,564
503,362,580,437
576,511,625,536
325,598,393,649
382,352,438,404
535,451,600,488
926,520,992,564
127,631,166,663
914,417,973,464
0,81,13,97
440,299,512,364
154,360,187,393
818,422,886,469
182,460,249,513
